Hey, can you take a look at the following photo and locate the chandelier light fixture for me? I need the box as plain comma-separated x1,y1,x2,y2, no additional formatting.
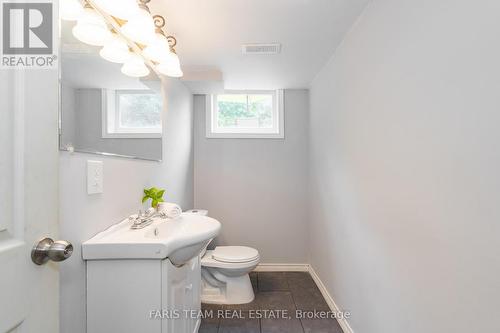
62,0,183,78
72,3,111,46
99,33,132,63
91,0,138,20
147,16,183,78
121,52,150,77
120,2,156,45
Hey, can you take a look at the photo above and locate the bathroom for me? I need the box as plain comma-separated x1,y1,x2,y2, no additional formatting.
1,0,500,332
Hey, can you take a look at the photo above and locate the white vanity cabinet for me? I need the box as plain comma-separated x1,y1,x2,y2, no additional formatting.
82,214,220,333
162,255,201,333
86,256,201,333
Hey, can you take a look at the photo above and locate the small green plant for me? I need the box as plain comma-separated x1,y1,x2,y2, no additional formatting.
142,187,165,208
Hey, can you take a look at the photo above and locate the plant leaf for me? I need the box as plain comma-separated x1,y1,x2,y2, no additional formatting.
142,187,166,207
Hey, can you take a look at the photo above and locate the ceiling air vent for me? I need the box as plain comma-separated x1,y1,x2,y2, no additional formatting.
242,43,281,55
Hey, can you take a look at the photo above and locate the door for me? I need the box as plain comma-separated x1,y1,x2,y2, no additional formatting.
0,67,61,331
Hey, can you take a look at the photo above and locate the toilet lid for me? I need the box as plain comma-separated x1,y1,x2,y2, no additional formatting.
212,246,259,263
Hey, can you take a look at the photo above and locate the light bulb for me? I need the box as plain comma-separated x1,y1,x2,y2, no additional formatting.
92,0,138,20
100,34,131,63
60,0,84,21
143,33,171,63
72,6,111,46
120,7,156,45
121,54,150,77
156,52,183,78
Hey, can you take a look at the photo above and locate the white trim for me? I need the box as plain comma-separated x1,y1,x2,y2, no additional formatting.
252,263,354,333
206,90,285,139
308,266,354,333
193,318,201,333
101,133,162,139
254,263,309,272
101,89,110,138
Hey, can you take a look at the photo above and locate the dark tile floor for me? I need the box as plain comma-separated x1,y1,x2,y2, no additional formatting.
199,272,343,333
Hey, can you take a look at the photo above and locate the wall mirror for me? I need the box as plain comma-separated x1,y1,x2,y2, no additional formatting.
59,21,163,161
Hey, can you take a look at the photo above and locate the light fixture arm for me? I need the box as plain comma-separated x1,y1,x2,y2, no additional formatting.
152,14,178,52
153,14,166,30
138,0,151,12
166,36,177,49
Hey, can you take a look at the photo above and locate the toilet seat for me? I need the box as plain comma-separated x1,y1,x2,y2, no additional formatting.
212,246,259,263
201,249,260,269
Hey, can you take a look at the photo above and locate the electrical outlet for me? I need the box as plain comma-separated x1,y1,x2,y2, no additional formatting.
87,160,103,194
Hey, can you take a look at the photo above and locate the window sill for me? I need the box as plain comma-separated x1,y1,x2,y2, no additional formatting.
102,133,162,139
206,132,284,139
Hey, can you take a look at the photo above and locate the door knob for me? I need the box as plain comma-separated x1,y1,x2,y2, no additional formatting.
31,237,73,265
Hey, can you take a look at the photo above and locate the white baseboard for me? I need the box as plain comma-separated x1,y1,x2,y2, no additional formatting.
308,266,354,333
253,263,354,333
193,318,201,333
254,263,309,272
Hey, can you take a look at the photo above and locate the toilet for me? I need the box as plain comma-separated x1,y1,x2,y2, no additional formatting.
185,209,260,305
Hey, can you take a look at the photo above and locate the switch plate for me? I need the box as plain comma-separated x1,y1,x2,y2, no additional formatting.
87,160,103,194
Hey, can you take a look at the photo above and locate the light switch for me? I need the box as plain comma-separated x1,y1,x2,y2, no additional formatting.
87,160,103,194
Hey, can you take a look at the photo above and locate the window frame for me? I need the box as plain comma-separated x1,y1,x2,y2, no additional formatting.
102,89,162,139
206,90,284,139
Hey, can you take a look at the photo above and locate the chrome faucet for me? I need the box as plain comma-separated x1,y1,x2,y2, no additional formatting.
130,209,167,229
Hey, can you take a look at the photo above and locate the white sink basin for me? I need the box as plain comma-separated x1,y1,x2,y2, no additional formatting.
82,213,221,265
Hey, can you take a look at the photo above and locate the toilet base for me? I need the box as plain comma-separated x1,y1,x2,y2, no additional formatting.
201,270,255,305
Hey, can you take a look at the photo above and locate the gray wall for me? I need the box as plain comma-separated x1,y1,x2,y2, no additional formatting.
61,87,162,160
193,90,309,263
59,78,194,333
309,0,500,332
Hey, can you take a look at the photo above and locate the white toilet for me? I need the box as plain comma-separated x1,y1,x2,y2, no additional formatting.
186,209,260,305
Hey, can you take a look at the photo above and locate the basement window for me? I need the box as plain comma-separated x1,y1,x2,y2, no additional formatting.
206,90,284,139
103,89,162,139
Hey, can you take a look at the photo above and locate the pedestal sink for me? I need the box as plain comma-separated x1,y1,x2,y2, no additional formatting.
82,213,221,265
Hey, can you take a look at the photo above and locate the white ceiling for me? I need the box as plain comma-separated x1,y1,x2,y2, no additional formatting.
149,0,369,90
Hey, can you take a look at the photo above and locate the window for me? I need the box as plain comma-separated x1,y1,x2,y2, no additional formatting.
103,89,162,139
206,90,284,138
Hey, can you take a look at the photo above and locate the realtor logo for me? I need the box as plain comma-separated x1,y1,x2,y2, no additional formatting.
1,0,58,69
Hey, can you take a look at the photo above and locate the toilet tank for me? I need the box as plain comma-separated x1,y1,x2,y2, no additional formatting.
185,209,208,216
185,209,211,257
